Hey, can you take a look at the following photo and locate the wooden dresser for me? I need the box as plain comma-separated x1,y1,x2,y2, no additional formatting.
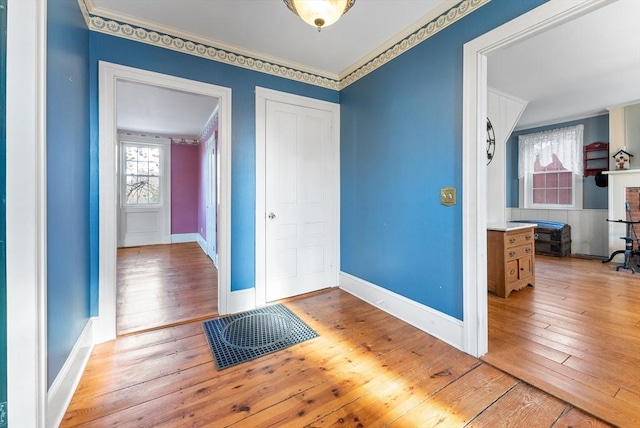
487,223,536,298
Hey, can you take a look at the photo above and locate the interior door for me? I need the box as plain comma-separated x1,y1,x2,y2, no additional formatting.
265,100,335,301
119,141,171,247
206,137,217,265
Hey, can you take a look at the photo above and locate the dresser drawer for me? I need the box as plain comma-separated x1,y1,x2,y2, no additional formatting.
504,230,534,248
506,260,519,282
505,244,534,261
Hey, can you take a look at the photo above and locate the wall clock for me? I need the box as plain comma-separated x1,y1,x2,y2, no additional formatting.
486,117,495,165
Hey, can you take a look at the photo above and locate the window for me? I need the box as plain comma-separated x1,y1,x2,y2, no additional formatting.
122,143,162,205
518,125,583,209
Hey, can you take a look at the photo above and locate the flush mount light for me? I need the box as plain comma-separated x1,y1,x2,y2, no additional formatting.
284,0,356,32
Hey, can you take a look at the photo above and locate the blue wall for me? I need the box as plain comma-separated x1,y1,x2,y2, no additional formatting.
47,0,91,387
88,33,339,311
506,114,609,209
340,0,548,320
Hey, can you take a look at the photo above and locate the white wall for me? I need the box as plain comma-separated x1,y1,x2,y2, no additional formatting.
609,103,640,170
486,88,527,224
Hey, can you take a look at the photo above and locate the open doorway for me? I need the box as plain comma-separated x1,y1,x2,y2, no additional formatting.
463,0,639,425
114,80,219,335
96,62,232,343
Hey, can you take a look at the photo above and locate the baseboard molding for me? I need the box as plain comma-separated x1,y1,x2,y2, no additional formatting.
171,233,200,244
47,318,95,428
196,233,207,254
227,288,256,314
339,272,464,351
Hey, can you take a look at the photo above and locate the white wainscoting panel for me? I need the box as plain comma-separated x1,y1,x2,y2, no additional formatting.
339,272,464,352
508,208,607,256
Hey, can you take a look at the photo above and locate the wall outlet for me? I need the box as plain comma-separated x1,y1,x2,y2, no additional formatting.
441,187,456,206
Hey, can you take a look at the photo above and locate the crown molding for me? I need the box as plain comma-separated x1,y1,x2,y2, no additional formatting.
340,0,489,88
339,0,462,78
77,0,488,91
117,129,199,145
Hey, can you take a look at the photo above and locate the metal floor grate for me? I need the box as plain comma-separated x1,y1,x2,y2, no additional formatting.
203,303,319,370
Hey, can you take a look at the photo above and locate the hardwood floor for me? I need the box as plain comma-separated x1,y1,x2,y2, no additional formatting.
117,242,218,335
483,255,640,427
63,288,609,427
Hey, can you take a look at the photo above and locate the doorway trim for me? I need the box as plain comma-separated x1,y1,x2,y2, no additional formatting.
205,125,218,266
96,61,232,342
461,0,611,357
255,87,340,307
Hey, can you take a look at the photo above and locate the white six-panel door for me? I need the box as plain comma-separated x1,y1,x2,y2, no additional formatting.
264,99,336,302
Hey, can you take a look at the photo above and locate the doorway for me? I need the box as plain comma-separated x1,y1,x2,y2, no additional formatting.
97,62,232,343
114,82,219,335
461,0,614,356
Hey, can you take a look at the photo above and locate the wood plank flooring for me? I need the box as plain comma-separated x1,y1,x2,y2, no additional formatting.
483,255,640,428
63,288,609,427
117,243,218,335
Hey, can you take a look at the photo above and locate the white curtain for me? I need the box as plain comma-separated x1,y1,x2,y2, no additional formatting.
518,124,584,178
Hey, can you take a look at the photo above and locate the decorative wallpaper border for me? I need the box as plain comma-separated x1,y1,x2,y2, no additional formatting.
118,130,200,145
78,0,488,90
342,0,488,87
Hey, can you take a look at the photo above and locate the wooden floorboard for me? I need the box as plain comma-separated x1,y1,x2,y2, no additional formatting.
116,242,218,335
483,255,640,428
63,288,610,427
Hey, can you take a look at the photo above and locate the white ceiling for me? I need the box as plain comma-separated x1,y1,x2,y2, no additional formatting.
103,0,640,135
489,0,640,130
91,0,450,76
116,81,219,136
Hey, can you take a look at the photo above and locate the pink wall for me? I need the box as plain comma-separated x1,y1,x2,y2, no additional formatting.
171,143,200,234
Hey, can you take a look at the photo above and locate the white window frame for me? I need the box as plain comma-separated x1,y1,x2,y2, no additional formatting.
117,134,172,248
120,141,166,207
520,169,583,210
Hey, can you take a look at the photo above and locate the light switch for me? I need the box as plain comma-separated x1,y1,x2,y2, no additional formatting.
441,187,456,206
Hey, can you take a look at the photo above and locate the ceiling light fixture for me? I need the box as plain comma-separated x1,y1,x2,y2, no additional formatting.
284,0,356,32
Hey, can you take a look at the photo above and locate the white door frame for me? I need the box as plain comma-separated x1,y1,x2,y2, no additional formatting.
205,128,218,266
461,0,611,357
96,61,233,342
6,0,47,425
255,87,340,307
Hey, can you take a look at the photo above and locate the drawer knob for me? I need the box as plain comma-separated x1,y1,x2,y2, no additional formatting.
509,238,516,244
509,251,516,257
525,235,532,241
525,248,531,253
510,270,516,275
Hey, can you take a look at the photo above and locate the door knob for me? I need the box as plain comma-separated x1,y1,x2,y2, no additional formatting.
268,212,276,219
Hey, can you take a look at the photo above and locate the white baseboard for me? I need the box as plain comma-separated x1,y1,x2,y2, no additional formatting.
339,272,464,351
171,233,200,244
196,233,207,254
227,288,256,314
47,318,95,428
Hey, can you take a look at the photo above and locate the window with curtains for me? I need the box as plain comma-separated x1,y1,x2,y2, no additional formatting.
518,125,584,209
